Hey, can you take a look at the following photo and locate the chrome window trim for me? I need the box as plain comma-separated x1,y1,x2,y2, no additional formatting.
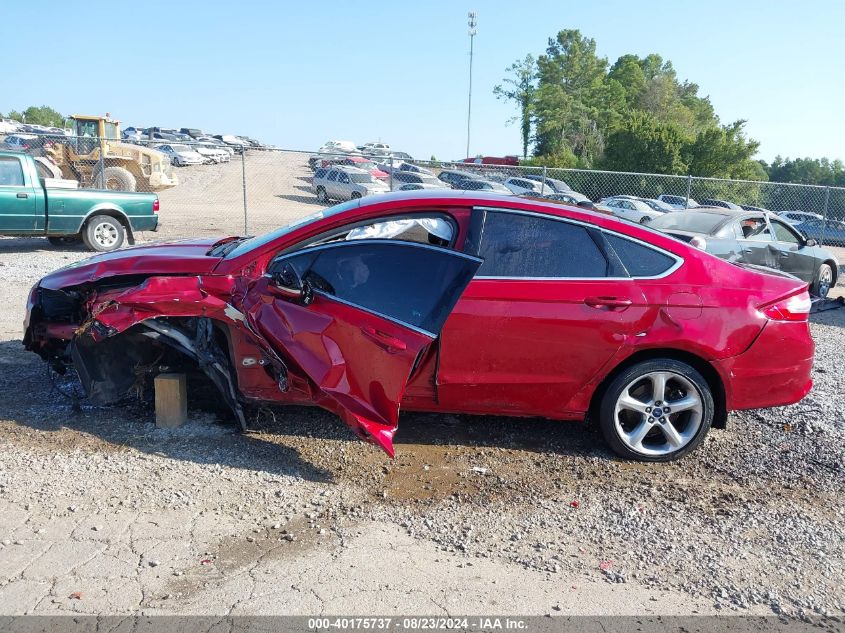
472,206,684,281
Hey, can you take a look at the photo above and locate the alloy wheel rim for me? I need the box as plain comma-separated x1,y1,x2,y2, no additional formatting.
93,222,119,248
614,371,703,456
819,267,832,297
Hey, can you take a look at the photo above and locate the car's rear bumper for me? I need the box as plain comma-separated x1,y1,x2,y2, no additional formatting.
714,320,814,410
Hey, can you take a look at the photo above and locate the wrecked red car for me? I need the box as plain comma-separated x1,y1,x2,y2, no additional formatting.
24,191,815,461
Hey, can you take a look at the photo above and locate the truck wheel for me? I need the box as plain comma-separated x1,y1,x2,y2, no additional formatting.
83,215,126,252
47,236,81,246
95,166,137,192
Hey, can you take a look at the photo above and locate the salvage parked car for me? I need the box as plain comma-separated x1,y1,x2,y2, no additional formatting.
600,196,663,224
779,211,823,225
640,198,675,213
194,144,231,164
657,194,697,210
794,218,845,248
503,177,548,196
24,191,816,462
522,174,571,193
438,169,481,188
312,166,389,202
389,171,447,191
651,208,839,297
155,144,205,166
453,178,513,194
317,156,388,180
0,151,158,251
698,198,742,210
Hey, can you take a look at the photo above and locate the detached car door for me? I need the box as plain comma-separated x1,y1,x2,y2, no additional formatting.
768,217,815,282
243,240,481,456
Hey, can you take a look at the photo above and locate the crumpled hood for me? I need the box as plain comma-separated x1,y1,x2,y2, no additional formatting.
38,238,226,290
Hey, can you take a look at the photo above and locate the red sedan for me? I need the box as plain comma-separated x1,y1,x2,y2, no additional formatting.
24,192,815,461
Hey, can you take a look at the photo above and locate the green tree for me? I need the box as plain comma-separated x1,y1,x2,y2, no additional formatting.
683,120,760,178
6,105,66,127
602,112,689,174
493,55,537,159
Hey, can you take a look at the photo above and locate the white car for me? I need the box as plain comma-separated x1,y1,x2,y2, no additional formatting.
359,142,390,152
155,144,205,166
778,210,824,225
194,144,231,163
502,177,549,195
600,196,663,224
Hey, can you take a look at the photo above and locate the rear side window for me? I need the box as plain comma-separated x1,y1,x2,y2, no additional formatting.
603,233,676,278
314,168,327,179
0,157,24,186
477,211,607,278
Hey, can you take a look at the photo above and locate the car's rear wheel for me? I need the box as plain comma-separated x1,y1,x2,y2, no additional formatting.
351,192,362,200
82,215,125,252
598,359,713,462
812,263,834,298
639,216,651,224
316,186,328,203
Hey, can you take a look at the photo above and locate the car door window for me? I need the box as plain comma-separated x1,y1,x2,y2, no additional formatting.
273,241,479,334
327,170,338,182
771,220,801,245
0,157,25,186
740,217,771,241
477,210,608,278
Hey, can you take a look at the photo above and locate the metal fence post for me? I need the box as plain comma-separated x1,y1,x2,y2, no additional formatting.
389,156,394,192
540,166,547,196
685,174,692,208
241,149,248,235
97,136,106,189
820,186,831,246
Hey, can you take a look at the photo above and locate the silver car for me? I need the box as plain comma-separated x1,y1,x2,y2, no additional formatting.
600,196,663,224
389,171,448,191
312,166,389,202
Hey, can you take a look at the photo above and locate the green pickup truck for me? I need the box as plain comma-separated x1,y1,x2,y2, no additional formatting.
0,150,159,252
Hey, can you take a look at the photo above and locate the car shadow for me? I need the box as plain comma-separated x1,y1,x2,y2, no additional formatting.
0,339,334,483
0,236,88,254
275,194,326,206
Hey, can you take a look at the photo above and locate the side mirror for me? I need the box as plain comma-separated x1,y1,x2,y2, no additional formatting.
805,238,818,247
271,264,313,305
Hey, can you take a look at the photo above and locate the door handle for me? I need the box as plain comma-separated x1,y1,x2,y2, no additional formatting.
16,193,28,199
361,326,407,351
584,296,632,310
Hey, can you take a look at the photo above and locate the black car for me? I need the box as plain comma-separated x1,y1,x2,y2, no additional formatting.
437,169,481,188
452,178,513,194
651,209,839,297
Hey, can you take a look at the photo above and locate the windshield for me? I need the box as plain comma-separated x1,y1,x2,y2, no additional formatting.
171,144,192,152
353,161,377,170
225,200,360,259
650,212,727,234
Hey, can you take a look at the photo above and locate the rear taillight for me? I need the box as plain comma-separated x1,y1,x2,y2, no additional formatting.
759,292,811,322
153,198,160,214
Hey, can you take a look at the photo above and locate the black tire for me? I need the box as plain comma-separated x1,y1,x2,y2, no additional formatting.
94,166,137,192
639,216,651,225
350,192,362,200
811,263,835,298
598,359,714,462
82,215,126,252
316,186,328,203
47,235,81,246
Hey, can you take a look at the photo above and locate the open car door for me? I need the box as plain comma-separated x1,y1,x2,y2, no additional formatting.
243,240,482,456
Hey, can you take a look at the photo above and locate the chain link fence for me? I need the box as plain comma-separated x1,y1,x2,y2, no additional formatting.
4,132,845,247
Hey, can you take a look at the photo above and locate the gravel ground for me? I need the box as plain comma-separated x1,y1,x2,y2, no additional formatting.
0,177,844,617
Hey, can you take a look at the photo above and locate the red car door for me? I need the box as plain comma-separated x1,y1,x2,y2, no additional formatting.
242,240,481,456
437,209,652,418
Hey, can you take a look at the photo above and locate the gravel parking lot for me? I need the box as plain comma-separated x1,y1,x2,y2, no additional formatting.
0,161,844,618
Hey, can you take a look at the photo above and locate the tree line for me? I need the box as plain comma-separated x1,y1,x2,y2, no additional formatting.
494,30,844,188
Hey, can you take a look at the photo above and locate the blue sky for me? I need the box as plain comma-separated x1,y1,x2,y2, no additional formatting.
4,0,843,163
